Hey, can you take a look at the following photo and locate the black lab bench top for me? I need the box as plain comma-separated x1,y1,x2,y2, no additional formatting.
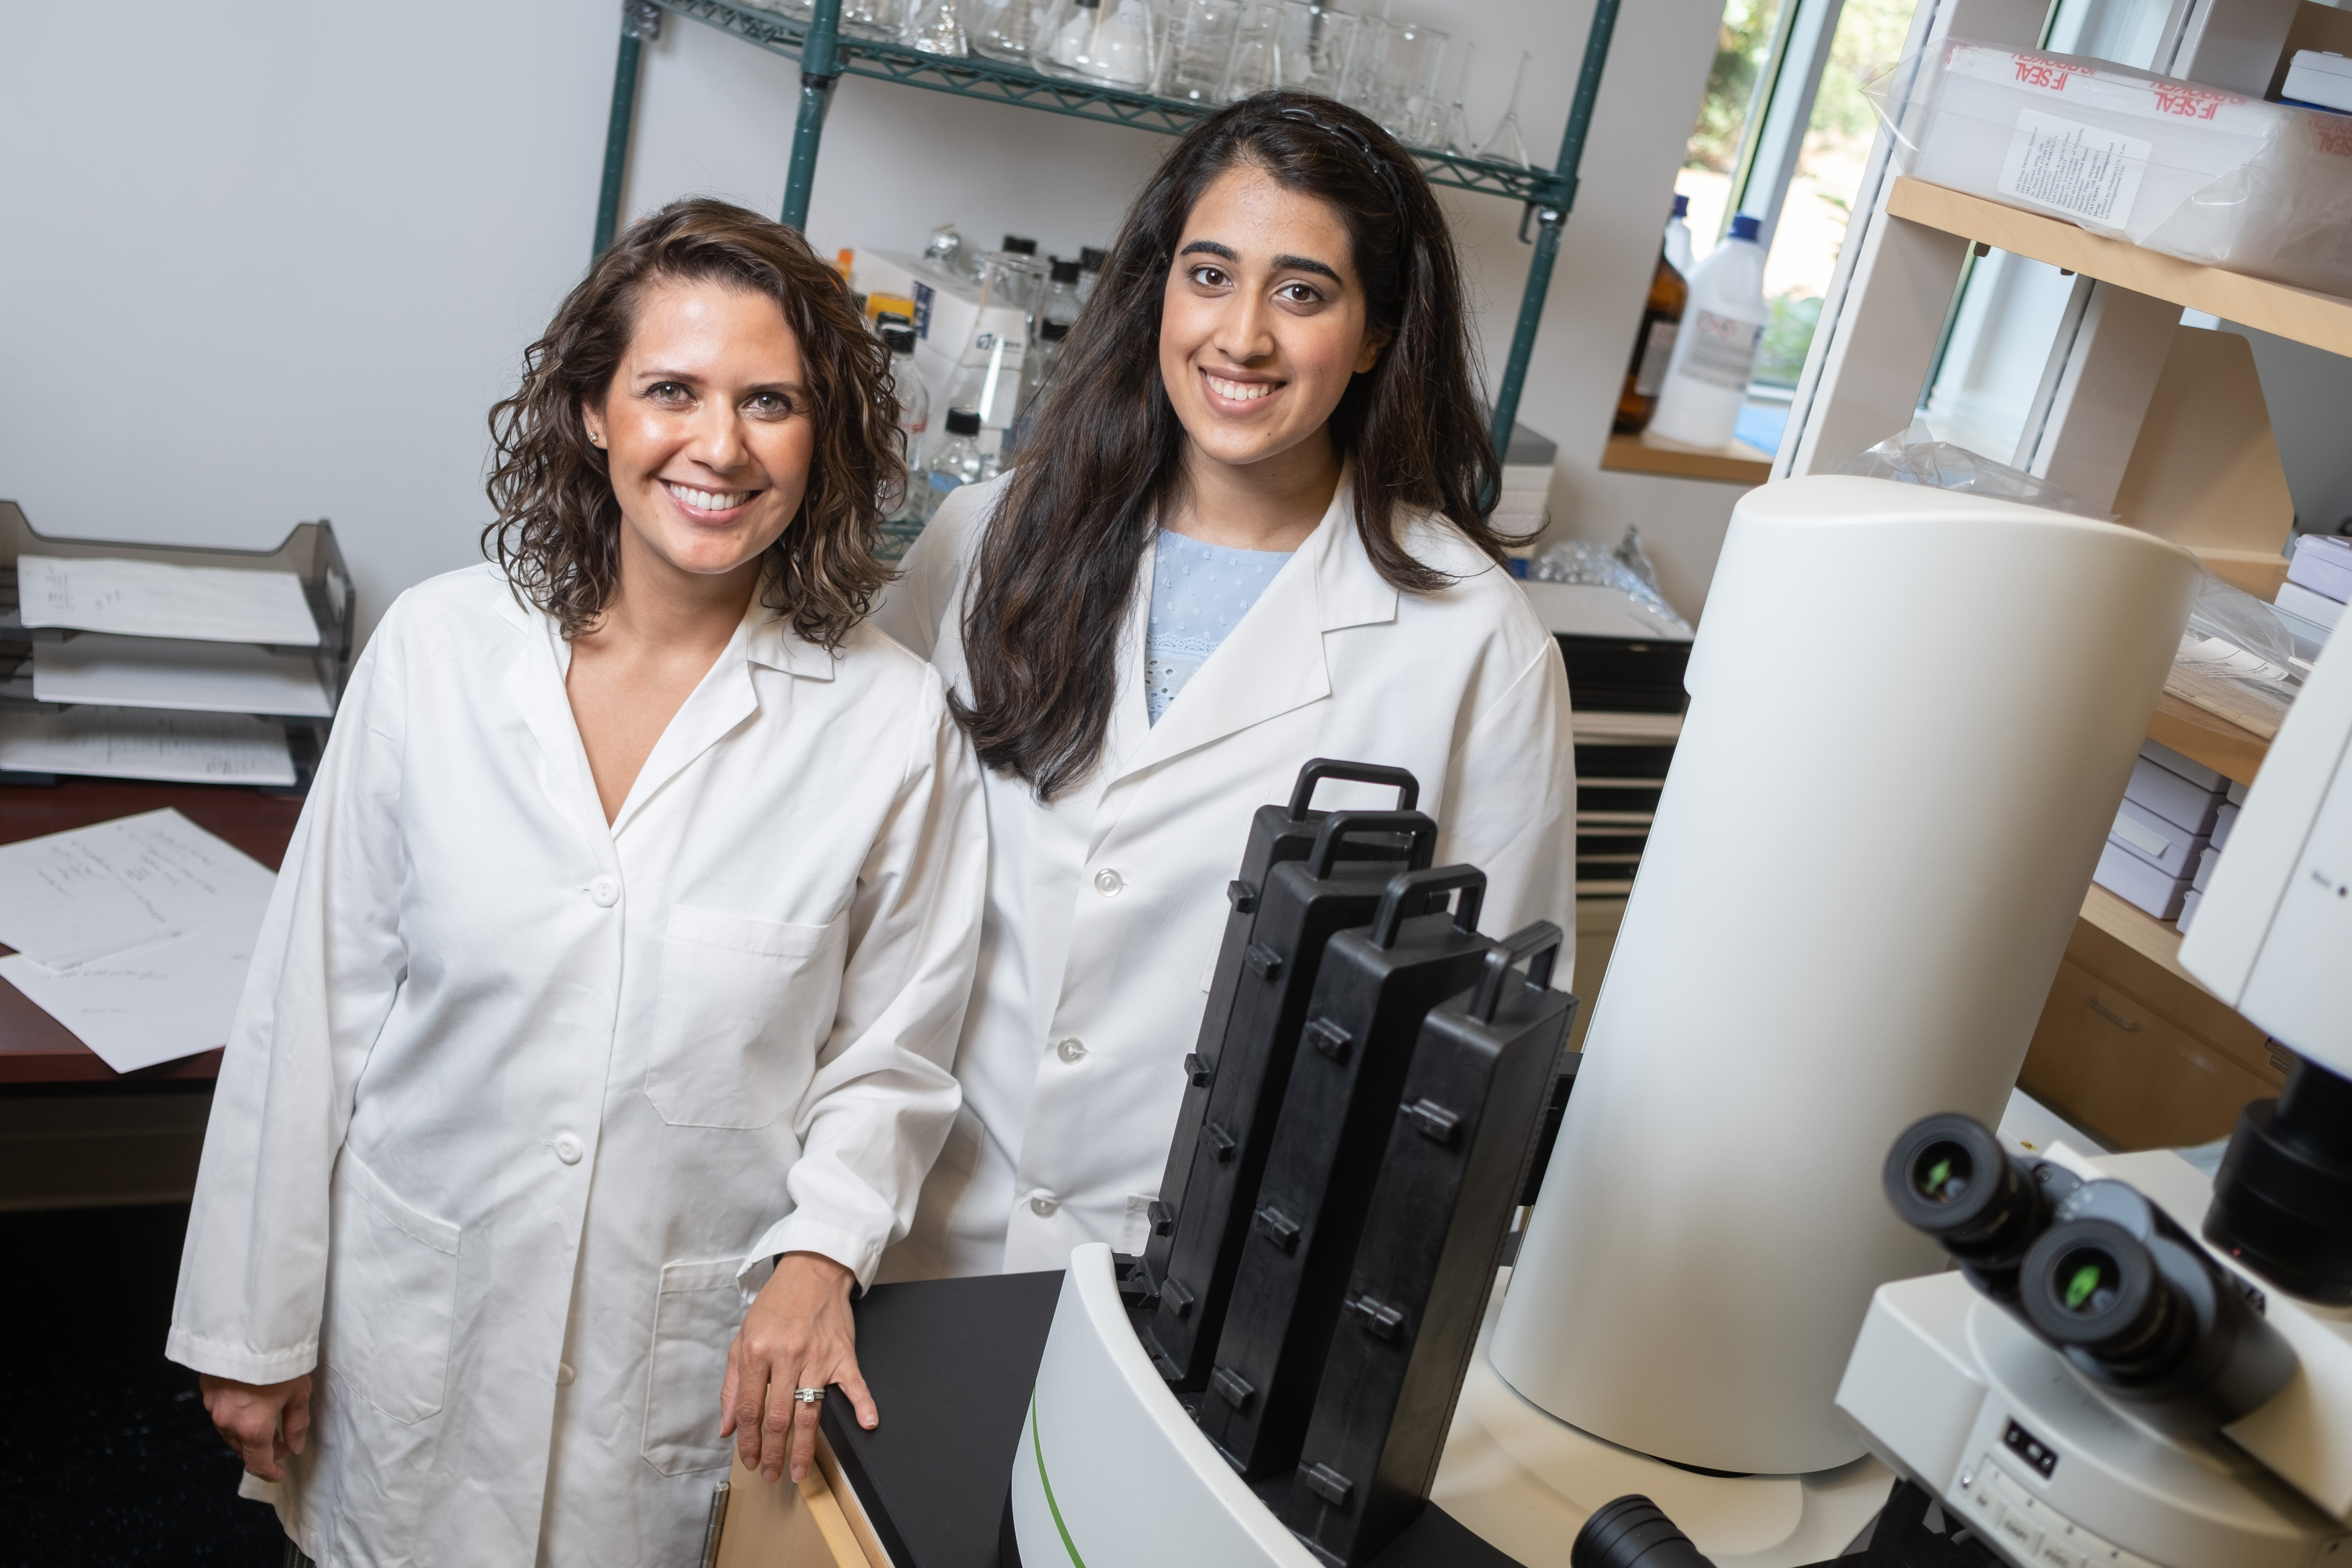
816,1270,1518,1568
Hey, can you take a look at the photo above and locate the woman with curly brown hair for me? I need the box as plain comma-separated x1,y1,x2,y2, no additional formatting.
168,198,986,1566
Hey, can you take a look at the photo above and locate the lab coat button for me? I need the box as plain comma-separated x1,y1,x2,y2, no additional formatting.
1056,1037,1087,1063
1030,1195,1060,1217
588,877,620,908
554,1132,584,1165
1092,868,1124,897
556,1362,577,1387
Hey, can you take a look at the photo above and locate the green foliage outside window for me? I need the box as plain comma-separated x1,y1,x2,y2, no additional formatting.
1686,0,1782,174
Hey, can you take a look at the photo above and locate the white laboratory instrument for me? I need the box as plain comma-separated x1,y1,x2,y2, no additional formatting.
1493,475,2201,1476
1010,475,2219,1568
1831,612,2352,1568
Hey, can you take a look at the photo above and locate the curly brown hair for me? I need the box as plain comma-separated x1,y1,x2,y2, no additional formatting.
484,198,902,648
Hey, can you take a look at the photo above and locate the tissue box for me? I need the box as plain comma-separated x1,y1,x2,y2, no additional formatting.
2110,796,2210,878
1907,41,2352,295
2095,838,2192,921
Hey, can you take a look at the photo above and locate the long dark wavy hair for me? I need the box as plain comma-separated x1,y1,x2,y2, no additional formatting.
956,93,1510,799
484,198,901,648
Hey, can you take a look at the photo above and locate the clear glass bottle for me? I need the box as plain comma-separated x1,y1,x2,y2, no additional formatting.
1008,317,1070,458
921,408,988,517
881,322,931,514
1042,0,1156,87
1076,245,1107,304
902,0,968,56
839,0,906,39
1040,257,1083,333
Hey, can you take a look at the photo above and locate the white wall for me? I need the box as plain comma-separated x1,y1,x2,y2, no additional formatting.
1,0,1742,644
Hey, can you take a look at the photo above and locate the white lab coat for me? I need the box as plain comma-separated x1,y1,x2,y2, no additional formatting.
873,473,1574,1279
169,564,985,1568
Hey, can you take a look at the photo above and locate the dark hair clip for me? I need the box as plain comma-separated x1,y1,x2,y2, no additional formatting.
1276,105,1409,227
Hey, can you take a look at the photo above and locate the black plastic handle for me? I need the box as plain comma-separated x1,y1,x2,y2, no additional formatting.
1370,864,1486,948
1286,758,1421,820
1305,810,1440,880
1470,920,1565,1023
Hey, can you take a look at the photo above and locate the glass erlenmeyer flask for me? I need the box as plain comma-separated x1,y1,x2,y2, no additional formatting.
1041,0,1158,86
903,0,969,55
1479,49,1534,169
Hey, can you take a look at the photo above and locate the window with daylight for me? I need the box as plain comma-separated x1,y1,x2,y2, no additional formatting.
1617,0,1919,460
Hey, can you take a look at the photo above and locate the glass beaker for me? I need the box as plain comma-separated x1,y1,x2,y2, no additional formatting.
1344,15,1446,144
1039,0,1160,87
1156,0,1243,104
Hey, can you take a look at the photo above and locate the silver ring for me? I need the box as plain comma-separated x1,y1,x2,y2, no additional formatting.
792,1387,826,1405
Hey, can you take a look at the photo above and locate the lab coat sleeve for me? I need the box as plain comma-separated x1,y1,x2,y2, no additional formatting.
869,475,993,662
749,666,986,1288
167,627,412,1386
1438,637,1578,971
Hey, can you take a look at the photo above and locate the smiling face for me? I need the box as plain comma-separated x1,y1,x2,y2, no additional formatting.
1157,163,1387,483
581,277,816,593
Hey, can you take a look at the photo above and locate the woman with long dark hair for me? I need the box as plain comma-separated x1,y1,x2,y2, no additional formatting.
878,95,1575,1279
171,200,985,1564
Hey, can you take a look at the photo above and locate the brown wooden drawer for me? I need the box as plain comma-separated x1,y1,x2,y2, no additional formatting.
2021,957,2279,1150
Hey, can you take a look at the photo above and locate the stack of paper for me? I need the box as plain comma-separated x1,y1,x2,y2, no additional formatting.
16,554,321,645
0,808,277,1071
0,709,295,786
5,553,322,785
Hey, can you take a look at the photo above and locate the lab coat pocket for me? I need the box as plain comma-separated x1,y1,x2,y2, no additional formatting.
645,905,848,1130
641,1259,746,1477
323,1149,461,1426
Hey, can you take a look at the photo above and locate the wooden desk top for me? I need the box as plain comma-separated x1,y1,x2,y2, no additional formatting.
0,779,303,1084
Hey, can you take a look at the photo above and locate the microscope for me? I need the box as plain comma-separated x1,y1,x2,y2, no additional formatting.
1825,556,2352,1568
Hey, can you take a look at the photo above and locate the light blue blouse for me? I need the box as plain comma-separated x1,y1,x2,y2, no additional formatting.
1144,528,1292,724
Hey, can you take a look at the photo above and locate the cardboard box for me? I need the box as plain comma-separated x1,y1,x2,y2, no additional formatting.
852,251,1030,448
2212,799,2242,849
2194,842,2221,893
2139,735,2225,793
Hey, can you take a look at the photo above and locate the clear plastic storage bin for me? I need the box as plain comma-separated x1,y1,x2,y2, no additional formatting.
1893,40,2352,296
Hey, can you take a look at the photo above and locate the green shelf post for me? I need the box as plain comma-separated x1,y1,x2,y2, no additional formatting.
1488,0,1623,463
594,1,665,258
781,0,845,233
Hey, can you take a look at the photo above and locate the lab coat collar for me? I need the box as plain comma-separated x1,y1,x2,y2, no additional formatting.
494,580,826,840
1110,473,1399,784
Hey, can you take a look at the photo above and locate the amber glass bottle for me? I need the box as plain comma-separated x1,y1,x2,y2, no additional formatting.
1614,208,1691,436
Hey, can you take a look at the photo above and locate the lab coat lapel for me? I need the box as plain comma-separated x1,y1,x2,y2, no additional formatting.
1112,480,1397,783
494,598,613,852
609,606,825,836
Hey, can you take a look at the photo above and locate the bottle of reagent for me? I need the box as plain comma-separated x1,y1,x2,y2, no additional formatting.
1648,213,1768,450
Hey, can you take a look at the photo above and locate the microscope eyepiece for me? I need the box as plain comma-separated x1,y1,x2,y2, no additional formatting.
2021,1220,2187,1374
1883,1113,2049,1279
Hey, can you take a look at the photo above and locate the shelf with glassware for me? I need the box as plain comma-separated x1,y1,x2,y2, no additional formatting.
653,0,1571,206
595,0,1626,477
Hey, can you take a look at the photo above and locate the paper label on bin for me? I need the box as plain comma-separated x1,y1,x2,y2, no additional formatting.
1999,108,2150,226
1677,309,1764,391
